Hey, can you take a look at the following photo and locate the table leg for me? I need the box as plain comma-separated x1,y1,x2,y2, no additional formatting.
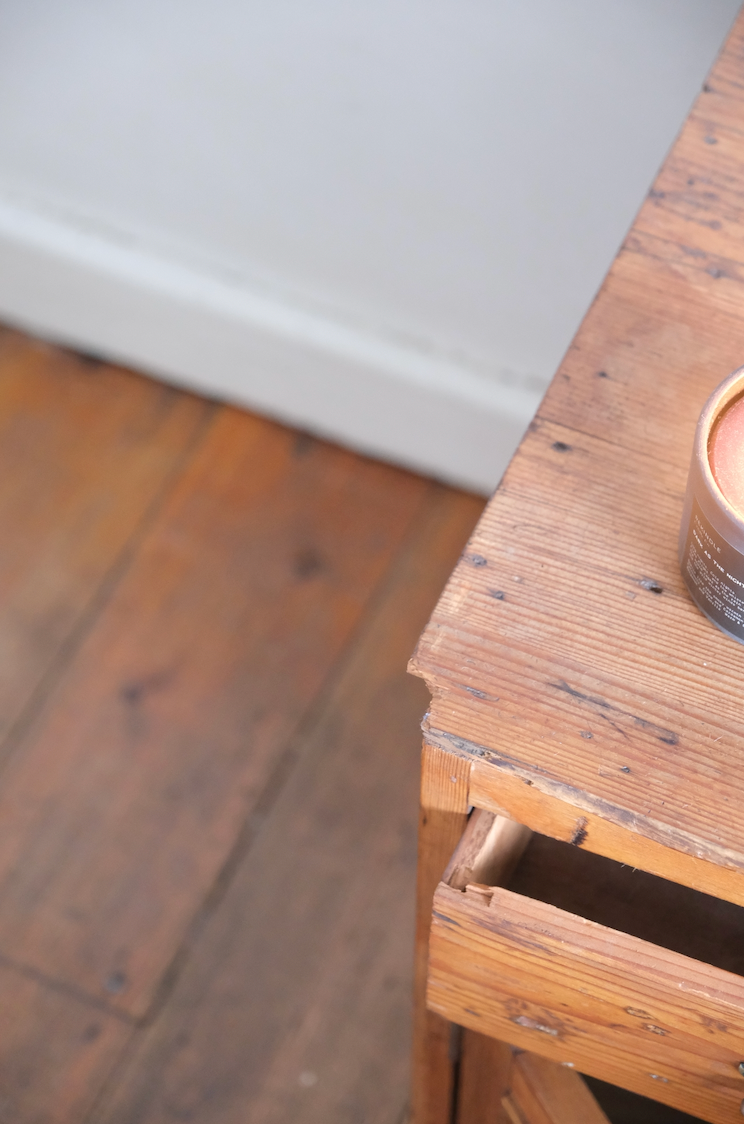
456,1032,513,1124
411,740,470,1124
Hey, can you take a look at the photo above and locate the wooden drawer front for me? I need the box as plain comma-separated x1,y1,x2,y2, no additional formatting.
429,881,744,1123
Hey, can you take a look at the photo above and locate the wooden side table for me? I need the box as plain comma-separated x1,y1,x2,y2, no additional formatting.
409,11,744,1123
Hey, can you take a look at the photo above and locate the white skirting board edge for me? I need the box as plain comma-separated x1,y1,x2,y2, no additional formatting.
0,195,545,494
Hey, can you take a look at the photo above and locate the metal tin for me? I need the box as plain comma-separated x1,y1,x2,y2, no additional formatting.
680,366,744,644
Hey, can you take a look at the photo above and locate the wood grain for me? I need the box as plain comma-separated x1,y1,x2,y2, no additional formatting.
414,412,744,896
0,409,432,1017
0,331,208,743
444,810,531,893
582,1073,712,1124
410,7,744,896
505,1053,610,1124
438,812,530,1123
0,958,130,1124
87,486,483,1124
466,753,744,911
456,1033,512,1124
413,741,472,1124
429,882,744,1123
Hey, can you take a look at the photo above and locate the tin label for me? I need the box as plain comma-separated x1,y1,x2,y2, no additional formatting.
682,495,744,640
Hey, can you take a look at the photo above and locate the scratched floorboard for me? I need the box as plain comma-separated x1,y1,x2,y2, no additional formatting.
0,326,483,1124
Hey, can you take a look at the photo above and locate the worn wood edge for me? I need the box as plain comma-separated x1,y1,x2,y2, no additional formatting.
442,810,531,1123
406,5,744,700
611,8,744,269
443,809,497,889
427,885,744,1119
411,742,471,1124
420,738,472,814
623,227,744,280
444,809,532,892
421,725,744,907
432,882,744,1026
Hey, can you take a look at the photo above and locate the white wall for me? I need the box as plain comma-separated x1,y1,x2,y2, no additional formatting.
0,0,738,492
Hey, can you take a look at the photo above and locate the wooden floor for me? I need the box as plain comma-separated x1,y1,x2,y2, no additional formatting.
0,326,483,1124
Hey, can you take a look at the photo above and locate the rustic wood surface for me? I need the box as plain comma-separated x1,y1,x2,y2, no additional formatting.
453,1036,615,1124
429,878,744,1123
583,1074,711,1124
505,1052,611,1124
411,12,744,1123
409,8,744,896
415,808,531,1124
433,812,729,1123
455,1032,512,1124
411,742,472,1124
444,809,531,892
0,324,483,1121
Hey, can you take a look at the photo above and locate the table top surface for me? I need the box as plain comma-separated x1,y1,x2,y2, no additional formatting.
411,12,744,885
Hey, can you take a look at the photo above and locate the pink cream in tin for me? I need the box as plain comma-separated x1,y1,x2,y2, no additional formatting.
680,368,744,644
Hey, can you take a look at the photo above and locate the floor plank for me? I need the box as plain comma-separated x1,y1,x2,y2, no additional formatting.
0,405,431,1017
0,959,130,1124
90,486,483,1124
0,329,208,745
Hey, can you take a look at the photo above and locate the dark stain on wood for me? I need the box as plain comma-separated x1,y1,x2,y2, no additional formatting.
570,818,589,846
292,546,324,580
432,910,461,928
120,668,175,706
462,685,487,699
550,680,678,746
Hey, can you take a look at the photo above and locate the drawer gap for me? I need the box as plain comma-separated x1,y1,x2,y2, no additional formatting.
509,830,744,978
445,808,744,977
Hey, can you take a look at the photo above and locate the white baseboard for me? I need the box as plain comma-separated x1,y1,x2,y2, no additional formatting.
0,194,545,494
